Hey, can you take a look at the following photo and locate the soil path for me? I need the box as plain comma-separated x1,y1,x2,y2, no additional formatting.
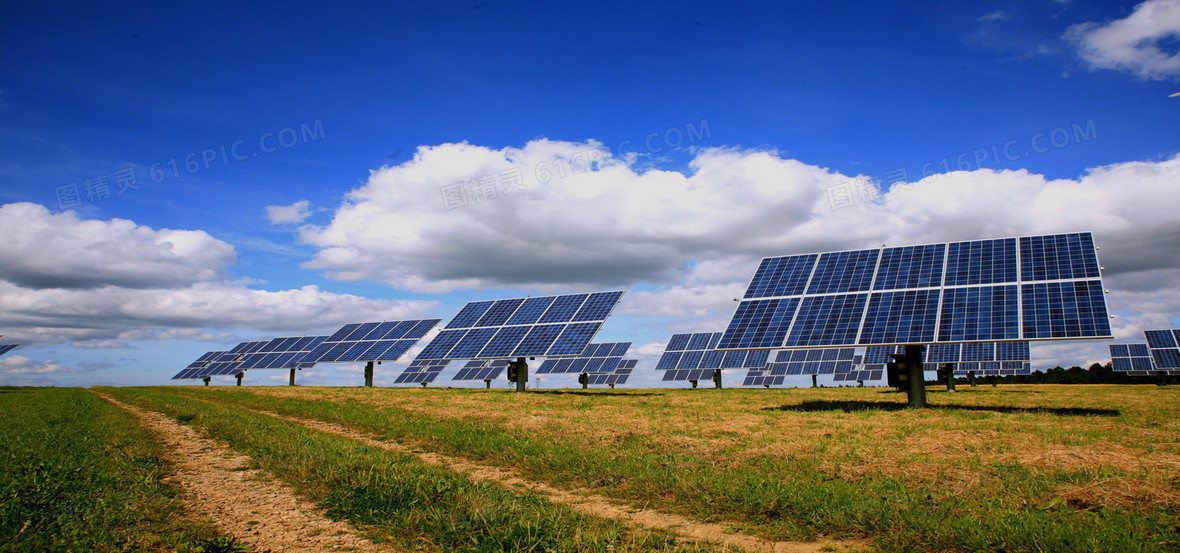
93,391,398,553
249,407,867,553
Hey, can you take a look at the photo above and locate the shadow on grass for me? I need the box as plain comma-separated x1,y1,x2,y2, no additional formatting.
0,386,35,394
764,400,1120,416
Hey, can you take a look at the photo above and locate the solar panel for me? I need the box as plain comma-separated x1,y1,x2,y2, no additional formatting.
394,359,450,384
720,232,1111,350
1111,343,1159,372
585,359,636,386
655,332,769,381
743,368,785,387
172,350,224,379
303,319,441,365
0,344,18,357
765,347,855,375
949,342,1032,376
235,336,328,370
1145,329,1180,369
535,342,631,374
452,359,510,381
415,291,624,360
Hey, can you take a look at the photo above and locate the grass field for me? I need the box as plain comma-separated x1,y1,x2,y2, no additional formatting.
5,384,1178,552
0,387,240,553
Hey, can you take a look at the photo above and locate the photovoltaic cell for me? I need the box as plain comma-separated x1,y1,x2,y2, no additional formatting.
656,332,767,381
235,336,328,370
535,342,630,374
452,359,509,381
721,232,1111,350
765,347,855,375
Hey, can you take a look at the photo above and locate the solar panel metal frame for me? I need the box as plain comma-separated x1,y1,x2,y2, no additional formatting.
720,232,1111,351
1110,343,1158,373
0,344,18,357
415,291,624,361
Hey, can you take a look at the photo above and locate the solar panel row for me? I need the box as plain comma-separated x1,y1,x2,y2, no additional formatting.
764,347,856,376
743,368,785,387
394,359,450,384
1110,343,1156,372
721,233,1111,350
305,319,440,364
452,359,509,381
656,332,770,377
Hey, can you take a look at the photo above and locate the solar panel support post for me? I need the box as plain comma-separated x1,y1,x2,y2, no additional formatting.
203,376,211,386
713,369,723,389
578,373,588,390
968,371,976,387
364,361,375,387
514,357,528,393
289,368,297,386
235,372,243,387
811,375,818,388
904,345,927,409
942,364,956,393
484,379,492,389
690,380,698,389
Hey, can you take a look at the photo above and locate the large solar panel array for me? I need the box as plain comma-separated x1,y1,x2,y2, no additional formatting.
415,291,624,361
452,359,510,381
925,342,1032,376
536,342,631,374
1145,329,1180,370
764,348,856,376
585,359,636,386
171,341,268,380
720,232,1111,350
656,332,771,381
394,359,451,384
0,344,18,357
1109,344,1155,375
235,336,328,370
305,319,440,364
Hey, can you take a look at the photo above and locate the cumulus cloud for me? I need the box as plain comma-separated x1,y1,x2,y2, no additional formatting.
0,203,235,290
0,205,437,346
0,355,75,375
1066,0,1180,80
297,139,1180,339
265,200,313,224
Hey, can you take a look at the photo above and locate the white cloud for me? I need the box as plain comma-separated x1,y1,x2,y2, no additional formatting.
0,355,75,375
1066,0,1180,80
297,140,1180,340
0,204,438,347
0,203,235,289
265,200,313,224
980,10,1008,22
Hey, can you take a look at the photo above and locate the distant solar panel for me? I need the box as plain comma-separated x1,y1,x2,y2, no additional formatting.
743,368,785,387
657,331,770,382
0,344,17,357
720,232,1111,350
178,342,267,379
765,347,855,376
395,359,450,384
1111,343,1158,372
415,291,624,361
536,342,631,374
585,360,636,386
452,359,509,381
1145,329,1180,369
304,319,441,365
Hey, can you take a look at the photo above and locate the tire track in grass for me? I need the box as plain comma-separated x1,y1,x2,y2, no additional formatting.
246,406,866,553
93,391,398,553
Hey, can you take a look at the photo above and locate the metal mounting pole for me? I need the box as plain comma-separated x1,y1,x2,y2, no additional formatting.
943,363,956,393
904,344,926,409
515,357,527,393
289,368,297,386
203,376,211,386
235,373,243,387
484,379,491,389
690,379,698,388
364,361,374,387
811,374,818,388
713,369,723,389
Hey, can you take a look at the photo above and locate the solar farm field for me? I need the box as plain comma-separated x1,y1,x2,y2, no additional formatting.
6,385,1179,553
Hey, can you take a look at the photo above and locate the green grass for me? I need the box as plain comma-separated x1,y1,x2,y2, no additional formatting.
153,384,1180,553
0,387,240,553
105,386,729,553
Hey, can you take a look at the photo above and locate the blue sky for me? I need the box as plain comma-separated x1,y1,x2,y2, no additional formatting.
2,0,1179,388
